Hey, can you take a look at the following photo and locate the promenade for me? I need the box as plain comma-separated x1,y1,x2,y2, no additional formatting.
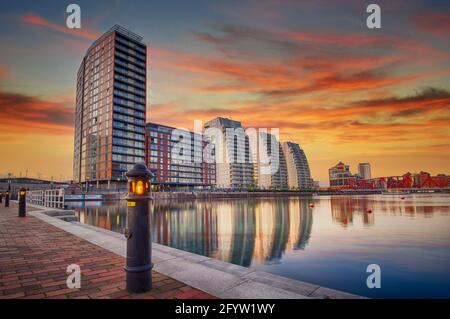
0,202,213,299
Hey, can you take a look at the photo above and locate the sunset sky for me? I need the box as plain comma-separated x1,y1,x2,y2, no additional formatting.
0,0,449,184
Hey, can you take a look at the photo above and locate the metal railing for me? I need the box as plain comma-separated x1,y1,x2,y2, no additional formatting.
27,188,65,209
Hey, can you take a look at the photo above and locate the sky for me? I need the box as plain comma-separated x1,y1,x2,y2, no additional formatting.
0,0,449,184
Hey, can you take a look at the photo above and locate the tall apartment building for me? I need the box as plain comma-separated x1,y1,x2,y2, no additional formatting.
329,161,353,188
358,163,372,180
254,132,288,189
73,25,147,186
145,123,215,188
282,142,312,189
204,117,254,189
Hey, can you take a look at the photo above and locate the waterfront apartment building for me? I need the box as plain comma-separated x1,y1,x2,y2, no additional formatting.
282,142,312,189
329,161,354,188
204,117,254,189
253,132,288,189
73,25,147,186
145,123,215,189
358,163,372,180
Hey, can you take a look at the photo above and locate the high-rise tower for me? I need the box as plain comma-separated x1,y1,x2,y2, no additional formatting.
204,117,254,189
73,25,147,186
282,142,312,189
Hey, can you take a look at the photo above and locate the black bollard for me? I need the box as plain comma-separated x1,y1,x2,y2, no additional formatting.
5,191,10,207
124,163,153,293
18,187,26,217
0,191,3,204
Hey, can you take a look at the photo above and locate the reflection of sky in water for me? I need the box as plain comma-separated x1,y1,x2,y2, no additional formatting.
68,194,450,298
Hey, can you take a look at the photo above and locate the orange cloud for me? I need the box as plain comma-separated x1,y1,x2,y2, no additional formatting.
21,13,100,40
148,87,450,147
0,66,9,79
174,56,415,96
0,90,74,136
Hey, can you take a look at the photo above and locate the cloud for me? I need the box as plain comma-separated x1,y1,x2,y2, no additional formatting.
147,85,450,154
260,70,416,97
21,13,100,40
0,90,74,135
0,66,9,79
412,12,450,38
194,23,446,60
161,22,450,100
352,87,450,108
153,44,416,98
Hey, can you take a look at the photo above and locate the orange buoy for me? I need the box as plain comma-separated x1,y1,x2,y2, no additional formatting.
401,196,406,200
309,203,315,208
367,209,372,213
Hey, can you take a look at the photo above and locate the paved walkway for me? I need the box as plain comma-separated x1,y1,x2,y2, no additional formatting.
0,202,214,299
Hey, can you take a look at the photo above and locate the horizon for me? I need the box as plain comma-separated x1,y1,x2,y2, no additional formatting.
0,1,449,185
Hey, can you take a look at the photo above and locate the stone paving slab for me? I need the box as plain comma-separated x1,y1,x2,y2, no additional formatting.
24,203,365,299
0,203,214,299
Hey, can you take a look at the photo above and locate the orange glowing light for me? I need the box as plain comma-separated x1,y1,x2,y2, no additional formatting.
136,180,144,195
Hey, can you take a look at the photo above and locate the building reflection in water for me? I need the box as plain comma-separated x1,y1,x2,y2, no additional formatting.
329,195,443,228
73,197,315,267
330,196,375,227
153,201,219,257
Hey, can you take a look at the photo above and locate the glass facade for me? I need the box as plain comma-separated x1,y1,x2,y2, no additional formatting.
73,25,146,183
255,133,288,190
145,123,216,187
204,117,254,189
282,142,312,189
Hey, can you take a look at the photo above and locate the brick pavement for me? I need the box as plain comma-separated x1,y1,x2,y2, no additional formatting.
0,202,215,299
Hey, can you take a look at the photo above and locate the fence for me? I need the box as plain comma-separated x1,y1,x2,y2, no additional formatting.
27,188,65,209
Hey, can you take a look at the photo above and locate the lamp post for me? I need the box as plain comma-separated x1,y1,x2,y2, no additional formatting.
18,187,26,217
5,190,10,207
124,163,154,293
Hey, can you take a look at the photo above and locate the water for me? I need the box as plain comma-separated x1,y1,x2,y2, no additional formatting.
67,194,450,298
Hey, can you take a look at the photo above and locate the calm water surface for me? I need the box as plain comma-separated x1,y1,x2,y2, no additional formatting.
67,194,450,298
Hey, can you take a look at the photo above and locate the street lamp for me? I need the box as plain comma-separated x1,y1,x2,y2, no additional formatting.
5,190,10,207
124,163,153,293
18,187,26,217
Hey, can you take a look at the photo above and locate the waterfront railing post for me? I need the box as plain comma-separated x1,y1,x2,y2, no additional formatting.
5,190,10,207
18,187,26,217
124,163,154,293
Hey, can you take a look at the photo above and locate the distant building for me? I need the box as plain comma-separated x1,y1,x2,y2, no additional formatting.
282,142,312,189
358,163,371,180
312,180,320,189
253,132,288,190
0,178,67,193
329,161,354,188
204,117,254,189
73,25,147,187
145,123,215,189
412,171,450,189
